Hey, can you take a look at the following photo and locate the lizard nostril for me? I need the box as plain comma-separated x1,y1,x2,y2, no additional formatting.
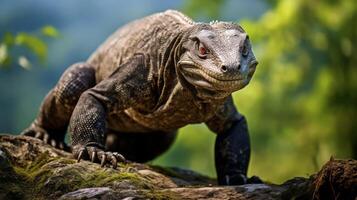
238,64,241,70
221,65,227,72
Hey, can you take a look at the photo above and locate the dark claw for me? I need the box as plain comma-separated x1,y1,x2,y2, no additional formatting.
35,131,42,139
111,155,117,169
77,149,85,163
50,139,57,147
91,151,96,163
43,134,49,144
22,129,35,136
100,154,106,167
58,142,64,150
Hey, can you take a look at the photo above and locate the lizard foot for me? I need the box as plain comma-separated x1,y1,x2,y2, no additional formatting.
21,123,70,151
247,175,263,184
75,145,126,169
224,174,263,185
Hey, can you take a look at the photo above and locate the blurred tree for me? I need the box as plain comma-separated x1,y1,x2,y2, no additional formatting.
0,25,59,69
155,0,356,183
240,0,356,181
183,0,225,19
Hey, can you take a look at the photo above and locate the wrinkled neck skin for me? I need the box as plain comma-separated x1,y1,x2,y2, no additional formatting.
155,31,191,107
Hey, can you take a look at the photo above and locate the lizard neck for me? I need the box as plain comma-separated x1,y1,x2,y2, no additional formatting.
154,31,187,109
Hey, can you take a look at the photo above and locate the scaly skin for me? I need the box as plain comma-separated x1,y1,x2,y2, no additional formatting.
22,10,260,185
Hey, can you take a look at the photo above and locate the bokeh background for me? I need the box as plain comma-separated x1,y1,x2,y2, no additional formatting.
0,0,356,183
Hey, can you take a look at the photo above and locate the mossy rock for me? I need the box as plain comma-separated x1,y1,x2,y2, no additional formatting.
0,135,355,200
0,135,213,199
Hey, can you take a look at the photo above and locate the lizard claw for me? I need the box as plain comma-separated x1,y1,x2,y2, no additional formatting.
21,123,70,151
77,148,86,162
74,144,126,169
91,150,97,163
50,139,57,147
110,155,118,169
100,154,107,167
34,131,44,139
43,134,49,144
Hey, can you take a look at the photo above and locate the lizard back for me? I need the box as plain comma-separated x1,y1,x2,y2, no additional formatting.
87,10,194,82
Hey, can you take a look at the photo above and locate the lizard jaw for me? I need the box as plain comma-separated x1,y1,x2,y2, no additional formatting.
178,60,254,93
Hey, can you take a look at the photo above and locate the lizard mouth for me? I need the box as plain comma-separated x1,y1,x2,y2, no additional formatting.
177,60,256,93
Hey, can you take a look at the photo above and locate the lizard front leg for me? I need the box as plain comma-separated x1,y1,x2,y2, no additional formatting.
70,54,152,168
206,96,262,185
215,116,263,185
70,90,126,168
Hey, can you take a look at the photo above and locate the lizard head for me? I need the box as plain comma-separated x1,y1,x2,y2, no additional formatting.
178,22,258,100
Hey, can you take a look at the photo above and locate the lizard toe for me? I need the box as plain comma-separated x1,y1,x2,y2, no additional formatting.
43,133,50,144
50,139,57,147
74,145,126,169
110,155,118,169
77,147,87,162
100,153,107,167
91,150,97,163
113,152,126,163
21,128,36,136
96,149,125,169
35,131,45,140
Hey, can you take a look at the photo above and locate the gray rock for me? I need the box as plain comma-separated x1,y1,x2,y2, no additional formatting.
59,187,114,200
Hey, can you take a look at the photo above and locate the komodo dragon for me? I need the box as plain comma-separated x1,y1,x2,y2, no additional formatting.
22,10,260,185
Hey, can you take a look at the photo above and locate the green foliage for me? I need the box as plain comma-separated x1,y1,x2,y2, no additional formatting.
238,0,356,182
156,0,356,183
41,25,60,38
154,124,216,178
183,0,225,19
0,25,59,70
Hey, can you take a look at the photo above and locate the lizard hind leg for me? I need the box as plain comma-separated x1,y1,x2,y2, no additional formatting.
21,63,96,151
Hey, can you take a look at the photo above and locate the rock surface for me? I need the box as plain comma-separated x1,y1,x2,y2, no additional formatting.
0,134,355,200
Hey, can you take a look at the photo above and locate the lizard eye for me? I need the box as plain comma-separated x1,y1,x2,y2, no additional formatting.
198,42,209,58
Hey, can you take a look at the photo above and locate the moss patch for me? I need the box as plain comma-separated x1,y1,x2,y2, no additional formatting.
0,168,29,200
7,152,156,199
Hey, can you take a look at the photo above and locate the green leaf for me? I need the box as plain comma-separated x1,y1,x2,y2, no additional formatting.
41,25,59,38
15,33,47,63
2,32,15,46
0,44,8,65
